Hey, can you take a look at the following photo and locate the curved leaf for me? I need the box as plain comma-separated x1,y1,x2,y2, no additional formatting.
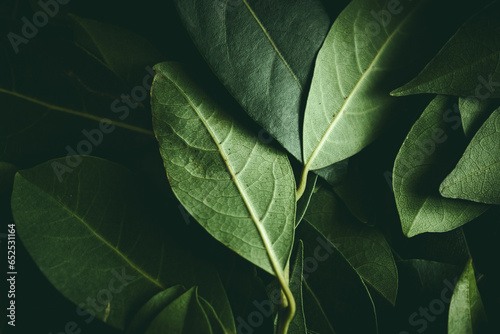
151,61,295,277
304,187,398,305
126,285,186,334
392,2,500,98
448,260,488,334
67,14,165,86
302,0,466,171
295,174,318,227
393,96,488,237
440,107,500,205
173,0,331,160
289,241,306,334
144,287,212,334
459,97,499,138
11,157,234,332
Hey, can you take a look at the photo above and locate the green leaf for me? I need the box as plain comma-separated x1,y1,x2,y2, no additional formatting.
126,285,186,334
297,221,378,334
199,297,228,334
144,287,212,334
11,157,234,332
67,14,165,86
440,106,500,205
393,95,488,237
295,174,318,227
288,241,306,334
448,260,488,334
173,0,331,160
0,162,17,194
151,61,295,276
304,187,398,305
392,2,500,98
459,97,499,138
302,0,464,171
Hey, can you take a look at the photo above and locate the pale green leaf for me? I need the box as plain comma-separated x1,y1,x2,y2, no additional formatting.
440,107,500,205
151,62,295,277
302,0,467,170
393,96,488,237
448,260,488,334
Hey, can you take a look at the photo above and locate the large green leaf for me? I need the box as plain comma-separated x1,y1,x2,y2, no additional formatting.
67,14,165,86
144,287,212,334
393,96,488,237
11,157,234,332
304,187,398,305
440,107,500,205
173,0,331,160
459,97,499,138
151,62,296,330
448,260,488,334
152,61,296,276
392,2,500,98
301,0,469,173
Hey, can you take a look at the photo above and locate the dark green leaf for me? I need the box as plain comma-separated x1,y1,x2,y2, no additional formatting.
459,97,499,138
288,241,306,334
448,260,488,334
144,287,212,334
440,106,500,205
126,285,186,334
392,2,500,98
173,0,331,160
297,221,378,334
11,157,234,332
67,14,165,86
295,174,318,227
304,187,398,305
393,95,488,237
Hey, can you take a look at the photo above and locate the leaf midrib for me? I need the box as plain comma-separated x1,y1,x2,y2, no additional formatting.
305,1,425,169
163,73,284,275
22,174,165,289
242,0,302,91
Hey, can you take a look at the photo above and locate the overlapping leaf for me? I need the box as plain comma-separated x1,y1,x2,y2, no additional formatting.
151,62,295,277
392,2,500,98
448,260,488,334
173,0,331,160
393,96,488,237
11,157,234,332
304,187,398,304
440,107,500,205
302,0,471,171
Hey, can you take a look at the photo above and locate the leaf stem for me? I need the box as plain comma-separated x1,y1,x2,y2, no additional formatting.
296,166,309,200
275,262,296,334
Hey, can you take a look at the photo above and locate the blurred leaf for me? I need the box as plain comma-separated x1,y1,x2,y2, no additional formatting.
67,14,165,86
448,260,488,334
11,156,234,332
